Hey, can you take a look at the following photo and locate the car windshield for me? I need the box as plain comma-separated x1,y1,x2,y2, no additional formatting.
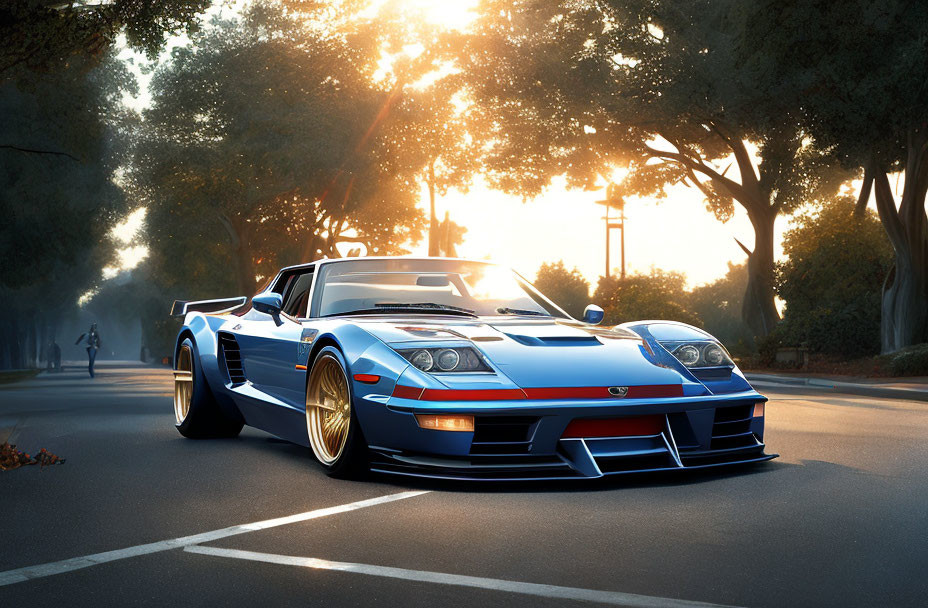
311,259,571,319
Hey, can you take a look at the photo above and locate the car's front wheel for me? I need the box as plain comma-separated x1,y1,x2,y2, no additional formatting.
305,346,368,478
173,337,243,439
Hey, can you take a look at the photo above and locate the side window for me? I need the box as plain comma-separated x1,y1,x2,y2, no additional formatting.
282,271,314,318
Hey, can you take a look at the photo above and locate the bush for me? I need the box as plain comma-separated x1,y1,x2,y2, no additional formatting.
689,262,755,356
776,197,893,358
533,261,590,318
594,269,701,327
878,343,928,376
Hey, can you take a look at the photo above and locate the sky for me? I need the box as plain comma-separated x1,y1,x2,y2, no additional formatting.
406,175,776,289
99,0,883,299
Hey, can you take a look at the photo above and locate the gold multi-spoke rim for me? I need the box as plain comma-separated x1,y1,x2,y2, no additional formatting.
306,354,351,465
173,345,194,425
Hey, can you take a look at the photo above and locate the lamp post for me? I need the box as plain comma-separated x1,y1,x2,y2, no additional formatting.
596,183,626,279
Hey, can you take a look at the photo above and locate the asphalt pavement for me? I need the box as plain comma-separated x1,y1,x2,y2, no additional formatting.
1,364,926,607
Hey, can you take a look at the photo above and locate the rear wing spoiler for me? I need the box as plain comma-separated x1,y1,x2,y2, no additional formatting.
170,297,248,317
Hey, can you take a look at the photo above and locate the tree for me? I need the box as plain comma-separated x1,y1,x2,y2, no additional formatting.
776,197,893,357
0,1,209,81
386,77,482,257
0,1,207,369
688,262,754,355
128,3,426,301
0,53,134,369
593,269,701,327
367,6,488,258
533,261,590,318
459,0,845,338
732,0,928,352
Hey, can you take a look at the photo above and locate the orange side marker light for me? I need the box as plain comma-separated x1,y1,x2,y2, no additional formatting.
415,414,475,432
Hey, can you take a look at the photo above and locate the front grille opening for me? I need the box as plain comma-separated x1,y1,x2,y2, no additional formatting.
596,452,676,473
710,434,756,450
470,416,538,455
218,333,246,385
692,366,733,381
714,405,753,423
473,416,537,442
710,405,756,450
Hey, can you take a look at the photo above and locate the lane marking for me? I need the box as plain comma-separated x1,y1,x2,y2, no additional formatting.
0,490,429,587
184,545,746,608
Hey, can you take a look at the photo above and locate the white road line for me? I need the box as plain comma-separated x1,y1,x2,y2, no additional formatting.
0,490,428,587
184,545,746,608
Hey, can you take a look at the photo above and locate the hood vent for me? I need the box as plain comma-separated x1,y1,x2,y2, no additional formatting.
218,332,246,385
504,334,601,347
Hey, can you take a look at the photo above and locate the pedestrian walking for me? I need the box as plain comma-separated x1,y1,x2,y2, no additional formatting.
46,340,62,373
75,323,102,378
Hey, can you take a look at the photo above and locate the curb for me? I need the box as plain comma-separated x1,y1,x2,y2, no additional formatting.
745,373,928,402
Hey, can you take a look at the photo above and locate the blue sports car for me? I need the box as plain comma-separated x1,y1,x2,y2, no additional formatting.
171,257,776,480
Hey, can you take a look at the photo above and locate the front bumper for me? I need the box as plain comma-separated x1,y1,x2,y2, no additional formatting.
359,389,777,480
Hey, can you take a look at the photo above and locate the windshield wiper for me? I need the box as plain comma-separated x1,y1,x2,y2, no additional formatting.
496,307,550,316
376,302,477,314
324,303,477,318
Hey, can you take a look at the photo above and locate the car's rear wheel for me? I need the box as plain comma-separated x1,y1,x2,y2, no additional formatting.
173,337,243,439
305,347,368,477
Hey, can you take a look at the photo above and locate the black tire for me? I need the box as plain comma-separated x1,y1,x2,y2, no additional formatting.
305,346,369,478
174,337,244,439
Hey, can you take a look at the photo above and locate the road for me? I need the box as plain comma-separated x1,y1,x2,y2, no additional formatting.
1,364,926,607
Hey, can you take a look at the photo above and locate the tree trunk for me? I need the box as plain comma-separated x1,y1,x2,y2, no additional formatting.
427,158,439,257
218,213,257,296
38,315,48,366
741,206,781,338
234,231,256,296
872,156,928,353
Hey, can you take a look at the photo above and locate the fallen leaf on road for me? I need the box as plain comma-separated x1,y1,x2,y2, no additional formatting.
0,442,65,470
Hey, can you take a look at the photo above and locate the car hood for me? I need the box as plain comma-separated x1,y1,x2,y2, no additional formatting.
355,316,693,390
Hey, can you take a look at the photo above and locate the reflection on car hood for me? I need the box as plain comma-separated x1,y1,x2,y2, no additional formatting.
354,316,694,390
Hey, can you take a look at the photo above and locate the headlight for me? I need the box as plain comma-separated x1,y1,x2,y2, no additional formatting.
397,346,491,372
663,341,733,368
674,344,700,366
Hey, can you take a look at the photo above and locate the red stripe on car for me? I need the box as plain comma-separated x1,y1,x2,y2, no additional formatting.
626,384,683,398
392,385,425,400
523,385,683,399
391,384,683,401
420,388,527,401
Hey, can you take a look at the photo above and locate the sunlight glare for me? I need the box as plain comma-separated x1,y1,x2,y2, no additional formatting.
363,0,479,30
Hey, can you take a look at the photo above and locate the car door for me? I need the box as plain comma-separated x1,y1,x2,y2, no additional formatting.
235,269,314,409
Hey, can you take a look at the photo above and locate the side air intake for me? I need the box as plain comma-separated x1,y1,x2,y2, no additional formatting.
218,333,246,385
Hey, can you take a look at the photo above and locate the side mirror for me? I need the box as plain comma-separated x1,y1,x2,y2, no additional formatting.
252,293,284,326
582,304,604,325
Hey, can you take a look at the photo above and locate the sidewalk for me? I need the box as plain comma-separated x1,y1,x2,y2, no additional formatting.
745,371,928,402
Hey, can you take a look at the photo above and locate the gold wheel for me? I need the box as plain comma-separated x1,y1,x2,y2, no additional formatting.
173,345,194,425
306,353,351,465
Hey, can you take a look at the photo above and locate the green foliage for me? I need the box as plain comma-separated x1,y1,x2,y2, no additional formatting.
533,261,590,319
754,330,784,369
1,1,210,80
0,53,133,294
458,0,848,337
128,3,428,300
688,263,754,355
593,269,701,327
733,0,928,351
775,197,893,357
877,344,928,377
0,51,135,364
